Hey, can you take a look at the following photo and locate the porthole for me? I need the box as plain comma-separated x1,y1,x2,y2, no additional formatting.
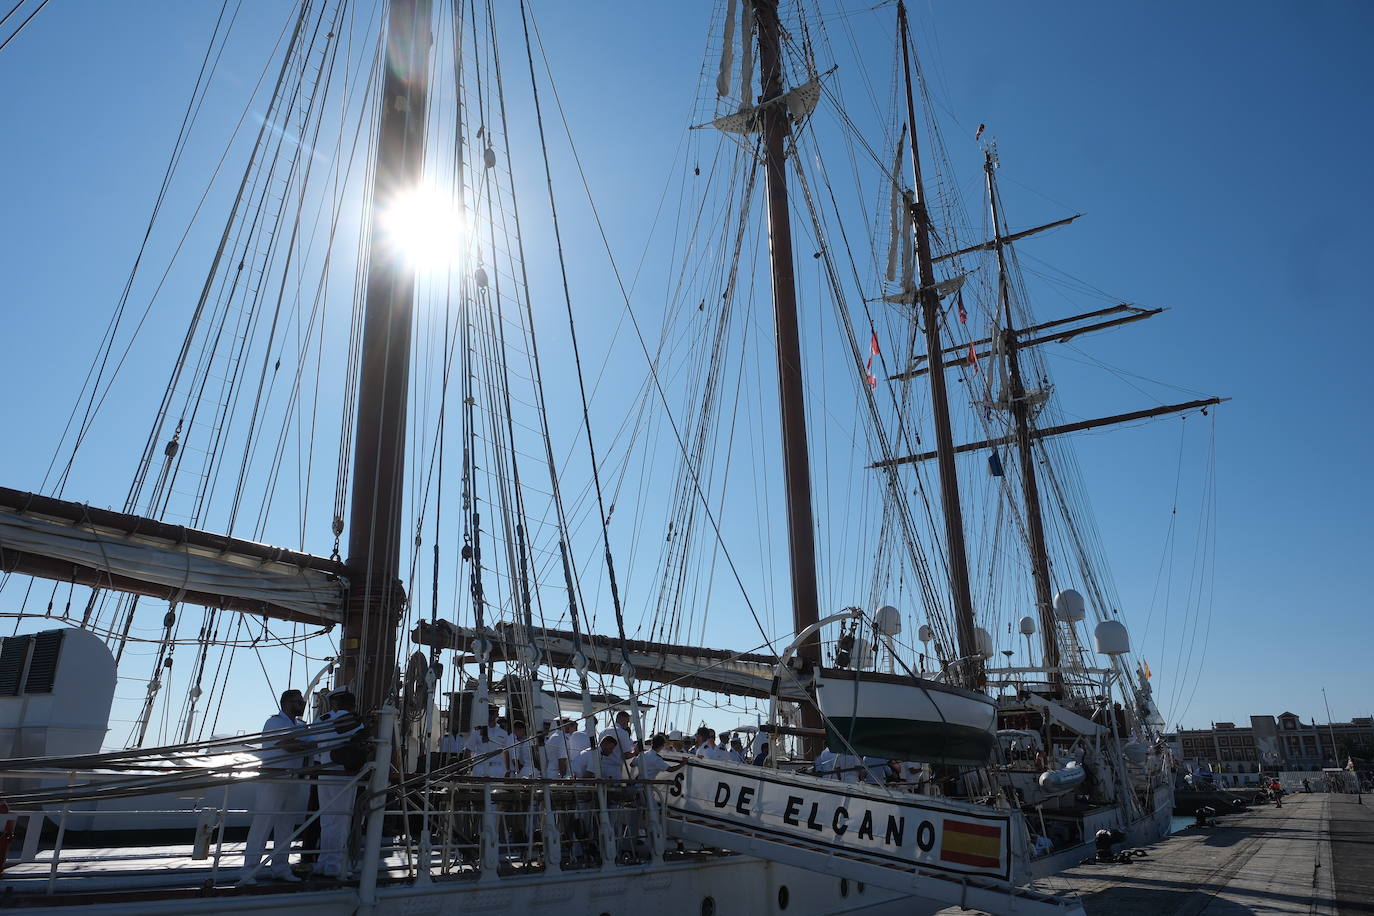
778,885,790,909
701,897,716,916
840,878,850,898
857,881,866,894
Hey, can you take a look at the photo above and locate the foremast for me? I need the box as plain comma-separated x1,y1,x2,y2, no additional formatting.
340,0,434,713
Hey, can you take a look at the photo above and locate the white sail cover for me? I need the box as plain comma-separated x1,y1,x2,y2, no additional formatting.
419,620,794,700
709,78,822,135
0,504,345,623
880,272,969,306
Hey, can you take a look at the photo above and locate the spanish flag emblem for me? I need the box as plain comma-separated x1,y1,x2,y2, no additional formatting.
940,819,1003,869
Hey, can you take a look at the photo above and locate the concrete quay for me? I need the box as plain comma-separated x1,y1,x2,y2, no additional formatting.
931,792,1372,915
1033,793,1372,915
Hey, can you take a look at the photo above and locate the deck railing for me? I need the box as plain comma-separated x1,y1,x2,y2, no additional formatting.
0,766,676,896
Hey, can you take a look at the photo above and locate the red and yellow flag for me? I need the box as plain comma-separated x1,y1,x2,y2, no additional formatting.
940,819,1002,869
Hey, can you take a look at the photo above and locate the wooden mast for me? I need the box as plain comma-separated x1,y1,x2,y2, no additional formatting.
752,0,824,750
340,0,433,715
896,0,981,681
985,150,1060,677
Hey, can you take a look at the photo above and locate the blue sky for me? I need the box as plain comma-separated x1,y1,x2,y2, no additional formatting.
1,1,1371,739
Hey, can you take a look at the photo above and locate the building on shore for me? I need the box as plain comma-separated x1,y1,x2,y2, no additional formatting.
1165,713,1373,787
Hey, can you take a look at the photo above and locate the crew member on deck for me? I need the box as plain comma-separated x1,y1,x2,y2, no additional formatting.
569,715,596,760
600,710,636,767
313,689,365,880
636,733,670,781
508,720,535,778
467,706,509,778
728,737,746,763
240,689,310,884
544,717,574,777
572,734,625,779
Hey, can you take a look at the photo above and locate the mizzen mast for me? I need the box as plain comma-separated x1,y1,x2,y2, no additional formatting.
896,0,981,682
340,0,433,714
984,149,1060,675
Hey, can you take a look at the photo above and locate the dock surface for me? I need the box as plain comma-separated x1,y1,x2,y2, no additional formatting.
1028,792,1372,915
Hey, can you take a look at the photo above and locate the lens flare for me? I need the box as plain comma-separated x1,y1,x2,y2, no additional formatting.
378,185,469,270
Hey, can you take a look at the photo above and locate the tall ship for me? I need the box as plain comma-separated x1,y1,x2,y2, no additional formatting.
0,1,1220,913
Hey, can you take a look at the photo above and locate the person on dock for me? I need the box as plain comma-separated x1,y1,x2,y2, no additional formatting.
240,688,310,884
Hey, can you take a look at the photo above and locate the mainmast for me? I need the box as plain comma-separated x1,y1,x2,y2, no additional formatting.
984,150,1061,677
340,0,433,715
752,0,824,747
896,1,981,681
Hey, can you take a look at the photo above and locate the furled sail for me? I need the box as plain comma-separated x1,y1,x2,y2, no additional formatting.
0,487,346,625
708,78,821,134
415,620,794,700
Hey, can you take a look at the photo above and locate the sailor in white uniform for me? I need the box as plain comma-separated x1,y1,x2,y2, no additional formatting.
507,720,535,778
467,706,510,778
543,718,574,778
635,733,670,782
598,710,636,768
567,715,595,760
240,689,310,884
438,728,466,757
312,689,365,879
694,728,730,761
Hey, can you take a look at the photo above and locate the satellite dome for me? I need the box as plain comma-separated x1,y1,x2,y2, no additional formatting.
1094,620,1130,656
974,627,995,660
1018,615,1037,637
1053,588,1086,623
874,605,902,636
917,623,934,644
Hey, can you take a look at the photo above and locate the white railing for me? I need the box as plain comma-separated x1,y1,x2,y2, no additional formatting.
0,770,675,896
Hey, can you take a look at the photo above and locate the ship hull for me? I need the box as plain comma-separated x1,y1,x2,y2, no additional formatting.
3,854,929,916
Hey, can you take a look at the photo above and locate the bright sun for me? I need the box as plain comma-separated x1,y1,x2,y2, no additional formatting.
379,185,469,270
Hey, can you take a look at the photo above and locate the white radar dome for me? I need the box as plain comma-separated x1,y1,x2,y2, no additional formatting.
1053,588,1086,623
1018,615,1037,637
1094,619,1130,656
917,623,934,644
974,627,995,660
874,605,902,636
